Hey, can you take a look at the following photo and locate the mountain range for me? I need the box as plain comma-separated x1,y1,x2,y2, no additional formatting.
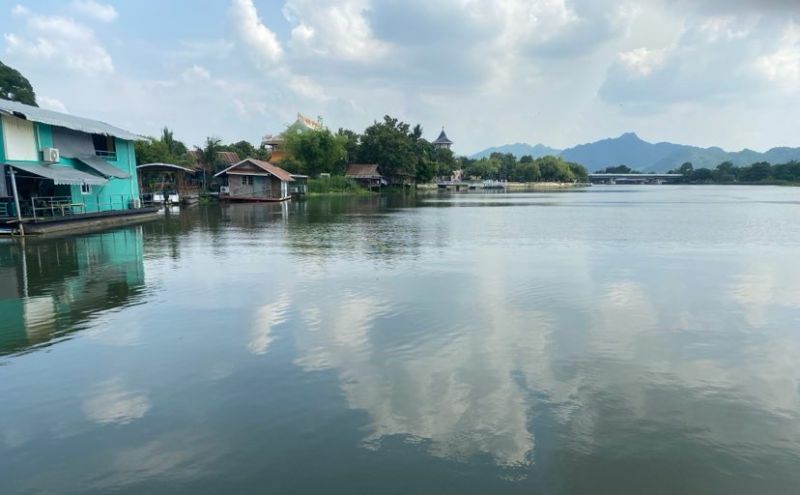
470,133,800,172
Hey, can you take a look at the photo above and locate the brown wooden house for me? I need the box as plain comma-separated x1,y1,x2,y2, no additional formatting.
214,158,294,202
345,164,385,189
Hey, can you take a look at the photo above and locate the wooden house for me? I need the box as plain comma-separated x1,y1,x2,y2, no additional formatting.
345,164,385,189
214,158,294,202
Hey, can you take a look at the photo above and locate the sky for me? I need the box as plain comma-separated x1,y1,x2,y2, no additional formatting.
1,0,799,155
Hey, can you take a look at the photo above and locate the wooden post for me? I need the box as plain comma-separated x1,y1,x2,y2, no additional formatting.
9,167,25,236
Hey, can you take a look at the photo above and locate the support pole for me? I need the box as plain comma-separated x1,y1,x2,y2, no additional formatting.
9,167,25,236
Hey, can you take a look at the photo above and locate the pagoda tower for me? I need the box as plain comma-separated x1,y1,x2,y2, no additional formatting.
432,127,453,150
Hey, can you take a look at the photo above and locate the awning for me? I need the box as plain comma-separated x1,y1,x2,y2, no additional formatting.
76,155,131,179
6,161,108,186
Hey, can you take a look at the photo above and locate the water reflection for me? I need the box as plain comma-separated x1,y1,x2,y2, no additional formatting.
1,189,799,493
0,227,146,356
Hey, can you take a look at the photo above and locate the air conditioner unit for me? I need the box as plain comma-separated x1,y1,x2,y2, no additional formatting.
220,186,230,194
41,147,60,163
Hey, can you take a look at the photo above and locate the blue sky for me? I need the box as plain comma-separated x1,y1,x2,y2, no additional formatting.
2,0,799,154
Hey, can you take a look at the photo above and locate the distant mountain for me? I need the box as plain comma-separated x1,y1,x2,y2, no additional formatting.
470,143,562,160
470,133,800,172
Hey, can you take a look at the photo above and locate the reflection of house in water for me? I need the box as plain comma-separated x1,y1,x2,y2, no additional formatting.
0,227,145,356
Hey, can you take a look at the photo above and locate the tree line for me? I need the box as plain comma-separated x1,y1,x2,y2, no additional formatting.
669,161,800,184
460,153,588,182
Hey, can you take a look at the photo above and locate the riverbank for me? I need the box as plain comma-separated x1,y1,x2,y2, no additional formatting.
416,182,589,191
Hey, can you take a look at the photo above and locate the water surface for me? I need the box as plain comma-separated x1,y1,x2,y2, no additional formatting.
1,185,800,494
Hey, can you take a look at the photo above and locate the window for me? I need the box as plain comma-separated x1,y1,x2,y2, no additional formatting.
242,176,254,185
80,183,91,195
92,134,116,159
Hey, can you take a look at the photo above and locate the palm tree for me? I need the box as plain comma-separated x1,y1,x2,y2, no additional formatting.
196,137,221,191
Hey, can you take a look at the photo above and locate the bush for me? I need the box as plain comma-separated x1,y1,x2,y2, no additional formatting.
307,176,369,194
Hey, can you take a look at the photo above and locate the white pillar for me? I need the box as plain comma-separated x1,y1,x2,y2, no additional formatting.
9,167,25,236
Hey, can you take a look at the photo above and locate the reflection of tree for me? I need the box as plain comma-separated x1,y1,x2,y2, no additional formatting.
0,227,146,356
284,196,424,262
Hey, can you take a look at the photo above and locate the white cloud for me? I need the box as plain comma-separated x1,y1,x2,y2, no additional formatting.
82,379,151,425
181,64,212,83
248,294,290,355
282,0,389,62
758,22,800,89
11,4,29,16
618,47,666,76
72,0,118,22
288,74,330,101
38,96,68,112
4,14,114,74
229,0,283,69
699,16,751,42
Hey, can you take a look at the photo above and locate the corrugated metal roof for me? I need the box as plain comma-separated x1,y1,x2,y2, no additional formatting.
217,151,240,165
345,164,382,178
6,161,108,186
214,158,295,182
0,99,140,141
137,163,196,173
76,156,130,179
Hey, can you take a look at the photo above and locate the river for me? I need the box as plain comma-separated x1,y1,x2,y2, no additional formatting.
1,185,799,494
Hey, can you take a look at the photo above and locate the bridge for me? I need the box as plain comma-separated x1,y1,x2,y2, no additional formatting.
588,173,683,184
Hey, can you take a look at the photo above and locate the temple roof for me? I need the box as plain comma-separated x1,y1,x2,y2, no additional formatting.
433,128,453,145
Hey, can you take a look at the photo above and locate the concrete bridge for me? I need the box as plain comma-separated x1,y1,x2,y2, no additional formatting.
588,173,683,184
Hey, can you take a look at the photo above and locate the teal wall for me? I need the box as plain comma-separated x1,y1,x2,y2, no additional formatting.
0,119,140,211
68,138,140,210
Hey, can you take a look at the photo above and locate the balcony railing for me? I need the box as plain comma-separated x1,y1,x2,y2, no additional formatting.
24,194,134,220
95,150,117,160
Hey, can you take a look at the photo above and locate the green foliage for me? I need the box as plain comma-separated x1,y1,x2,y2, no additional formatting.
463,154,583,183
669,160,800,184
337,128,360,164
0,60,37,106
599,164,639,174
283,129,347,176
201,137,223,172
307,176,369,194
358,116,417,178
221,140,269,161
134,127,191,166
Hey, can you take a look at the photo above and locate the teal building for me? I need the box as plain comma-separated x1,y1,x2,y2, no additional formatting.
0,99,141,221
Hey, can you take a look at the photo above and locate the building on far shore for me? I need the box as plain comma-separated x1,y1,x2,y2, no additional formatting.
345,164,385,189
261,113,323,163
432,127,454,150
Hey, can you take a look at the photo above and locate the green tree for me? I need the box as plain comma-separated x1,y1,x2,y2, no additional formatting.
538,156,574,182
739,162,772,183
713,161,736,183
282,128,346,176
599,164,638,174
0,60,37,106
358,116,416,178
567,161,588,181
336,128,360,165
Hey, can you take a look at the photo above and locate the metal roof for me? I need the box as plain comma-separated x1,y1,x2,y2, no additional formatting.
214,159,295,182
433,128,453,145
6,161,108,186
137,163,196,173
0,99,141,141
76,156,131,179
345,164,382,178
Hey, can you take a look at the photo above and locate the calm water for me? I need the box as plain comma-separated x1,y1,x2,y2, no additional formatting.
1,185,800,494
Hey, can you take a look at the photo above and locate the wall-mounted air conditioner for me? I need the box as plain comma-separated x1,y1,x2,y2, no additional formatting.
41,147,60,163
